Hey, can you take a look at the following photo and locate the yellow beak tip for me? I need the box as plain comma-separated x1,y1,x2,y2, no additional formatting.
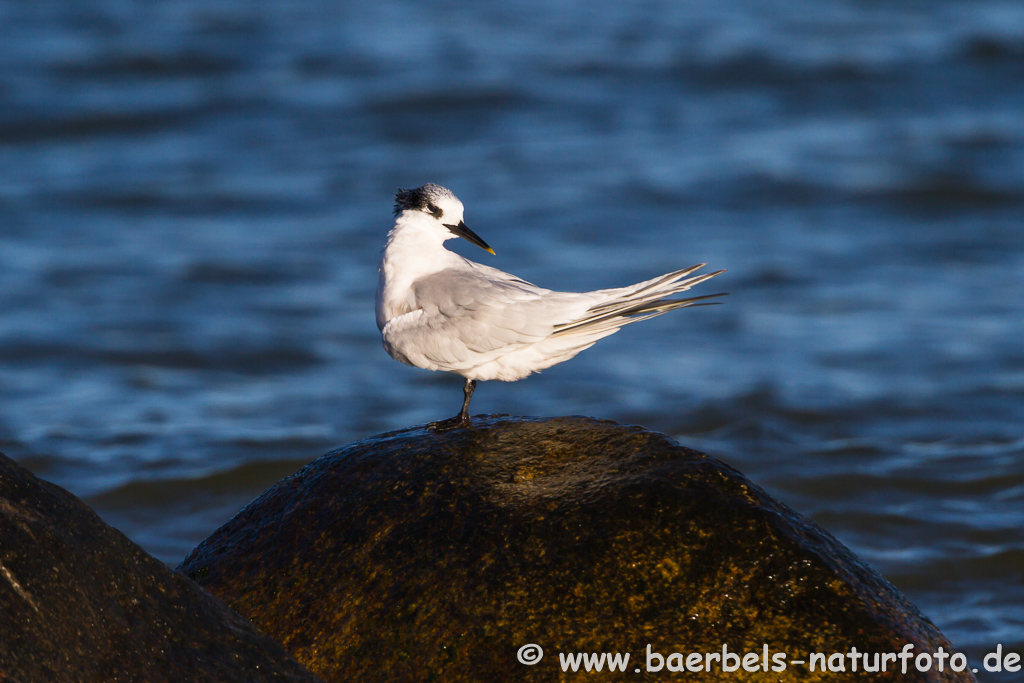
486,248,496,256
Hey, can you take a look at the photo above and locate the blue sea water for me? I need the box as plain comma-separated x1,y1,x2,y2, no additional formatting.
0,0,1022,677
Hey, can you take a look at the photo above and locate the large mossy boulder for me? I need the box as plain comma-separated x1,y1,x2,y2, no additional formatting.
0,451,323,683
179,416,972,682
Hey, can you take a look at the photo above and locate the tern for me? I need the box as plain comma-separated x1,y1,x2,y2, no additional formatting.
376,183,725,431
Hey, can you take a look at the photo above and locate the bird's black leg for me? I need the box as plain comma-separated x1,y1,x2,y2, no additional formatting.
429,378,477,432
459,378,477,423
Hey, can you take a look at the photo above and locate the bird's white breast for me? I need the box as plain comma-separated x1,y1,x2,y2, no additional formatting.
375,215,462,331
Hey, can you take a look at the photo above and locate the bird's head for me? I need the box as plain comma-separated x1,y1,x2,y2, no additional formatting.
393,183,495,255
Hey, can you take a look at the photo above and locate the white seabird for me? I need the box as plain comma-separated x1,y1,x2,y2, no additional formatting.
376,183,725,431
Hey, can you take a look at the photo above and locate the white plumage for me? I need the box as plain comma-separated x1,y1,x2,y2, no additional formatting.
376,183,725,430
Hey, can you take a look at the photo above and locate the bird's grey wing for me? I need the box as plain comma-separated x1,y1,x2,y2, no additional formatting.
410,268,591,359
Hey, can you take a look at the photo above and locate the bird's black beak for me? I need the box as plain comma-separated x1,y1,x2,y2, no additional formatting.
444,221,495,255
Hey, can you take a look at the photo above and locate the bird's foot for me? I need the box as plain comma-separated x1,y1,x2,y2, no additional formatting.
428,414,471,433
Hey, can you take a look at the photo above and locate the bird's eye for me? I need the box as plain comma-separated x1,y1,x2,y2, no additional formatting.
427,203,444,218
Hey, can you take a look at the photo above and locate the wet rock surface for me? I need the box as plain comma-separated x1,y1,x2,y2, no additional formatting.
179,416,973,682
0,451,323,683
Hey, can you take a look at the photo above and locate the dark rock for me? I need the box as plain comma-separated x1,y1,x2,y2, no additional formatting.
0,451,324,683
178,416,974,682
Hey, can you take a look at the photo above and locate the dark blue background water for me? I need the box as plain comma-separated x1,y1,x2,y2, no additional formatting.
1,0,1021,676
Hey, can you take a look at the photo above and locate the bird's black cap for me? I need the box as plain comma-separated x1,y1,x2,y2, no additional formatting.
393,183,456,217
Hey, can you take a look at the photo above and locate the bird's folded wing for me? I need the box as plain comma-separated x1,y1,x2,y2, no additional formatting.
410,267,593,356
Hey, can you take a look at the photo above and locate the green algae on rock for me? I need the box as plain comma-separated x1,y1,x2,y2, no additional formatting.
0,451,324,683
178,416,974,682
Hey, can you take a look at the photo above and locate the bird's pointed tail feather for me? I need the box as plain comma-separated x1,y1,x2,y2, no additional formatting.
552,266,726,337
